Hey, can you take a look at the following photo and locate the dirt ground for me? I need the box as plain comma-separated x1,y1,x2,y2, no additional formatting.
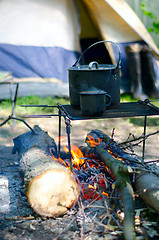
0,111,159,240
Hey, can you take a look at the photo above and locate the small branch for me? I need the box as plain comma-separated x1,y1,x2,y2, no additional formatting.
5,216,35,221
53,216,76,240
119,130,159,146
96,147,136,240
80,146,136,240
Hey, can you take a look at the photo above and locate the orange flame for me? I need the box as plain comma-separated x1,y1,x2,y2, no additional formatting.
51,142,112,201
52,155,68,169
85,135,102,147
108,150,122,161
64,145,85,167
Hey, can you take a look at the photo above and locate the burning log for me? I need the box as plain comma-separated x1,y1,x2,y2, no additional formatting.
85,129,141,165
12,125,80,217
80,146,136,240
81,129,159,239
84,129,159,213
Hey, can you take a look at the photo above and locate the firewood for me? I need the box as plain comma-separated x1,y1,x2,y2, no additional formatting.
12,125,58,159
12,125,80,217
134,172,159,213
80,146,136,240
85,129,141,165
85,129,159,213
82,129,159,239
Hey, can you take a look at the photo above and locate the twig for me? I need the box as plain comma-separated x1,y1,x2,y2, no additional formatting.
119,130,159,146
4,216,35,221
84,195,101,209
53,216,76,240
78,196,86,240
84,204,105,209
111,128,115,140
132,166,159,176
81,146,136,240
96,181,110,214
146,159,159,163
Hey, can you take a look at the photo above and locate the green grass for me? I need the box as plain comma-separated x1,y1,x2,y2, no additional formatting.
120,93,137,102
120,93,159,107
0,96,70,116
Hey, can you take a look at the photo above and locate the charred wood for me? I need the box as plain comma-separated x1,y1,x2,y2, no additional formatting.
81,129,159,238
85,129,159,213
80,145,136,240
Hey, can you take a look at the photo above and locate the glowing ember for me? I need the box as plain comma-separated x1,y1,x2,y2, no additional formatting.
88,184,97,190
102,191,109,197
51,143,114,201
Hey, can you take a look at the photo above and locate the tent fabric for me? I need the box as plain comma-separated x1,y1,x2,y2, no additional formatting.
82,0,159,58
0,44,80,81
83,0,142,43
81,0,159,92
0,0,81,81
0,0,80,50
0,0,158,87
105,0,159,55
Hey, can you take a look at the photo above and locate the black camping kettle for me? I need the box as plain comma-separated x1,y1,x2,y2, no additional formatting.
68,40,121,109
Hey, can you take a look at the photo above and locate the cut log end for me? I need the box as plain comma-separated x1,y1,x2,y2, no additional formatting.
26,169,80,217
135,173,159,213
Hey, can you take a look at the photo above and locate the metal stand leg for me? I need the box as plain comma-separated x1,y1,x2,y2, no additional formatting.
58,109,62,158
57,103,72,170
9,82,19,126
65,118,72,171
142,115,147,162
57,104,72,170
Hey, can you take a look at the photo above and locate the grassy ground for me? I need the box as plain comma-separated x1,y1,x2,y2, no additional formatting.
1,93,159,112
0,95,70,117
1,93,159,126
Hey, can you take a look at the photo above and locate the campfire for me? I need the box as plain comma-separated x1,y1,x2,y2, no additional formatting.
1,38,159,239
11,125,159,240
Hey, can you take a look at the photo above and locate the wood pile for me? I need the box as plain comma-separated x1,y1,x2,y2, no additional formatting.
11,125,159,240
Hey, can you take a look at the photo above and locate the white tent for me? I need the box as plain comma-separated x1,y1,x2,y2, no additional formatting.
0,0,81,82
0,0,158,89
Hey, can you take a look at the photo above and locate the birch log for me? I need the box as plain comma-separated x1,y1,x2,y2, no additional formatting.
134,172,159,213
12,125,80,217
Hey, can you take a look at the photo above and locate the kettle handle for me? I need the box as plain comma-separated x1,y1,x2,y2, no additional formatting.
73,40,121,68
88,61,99,69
